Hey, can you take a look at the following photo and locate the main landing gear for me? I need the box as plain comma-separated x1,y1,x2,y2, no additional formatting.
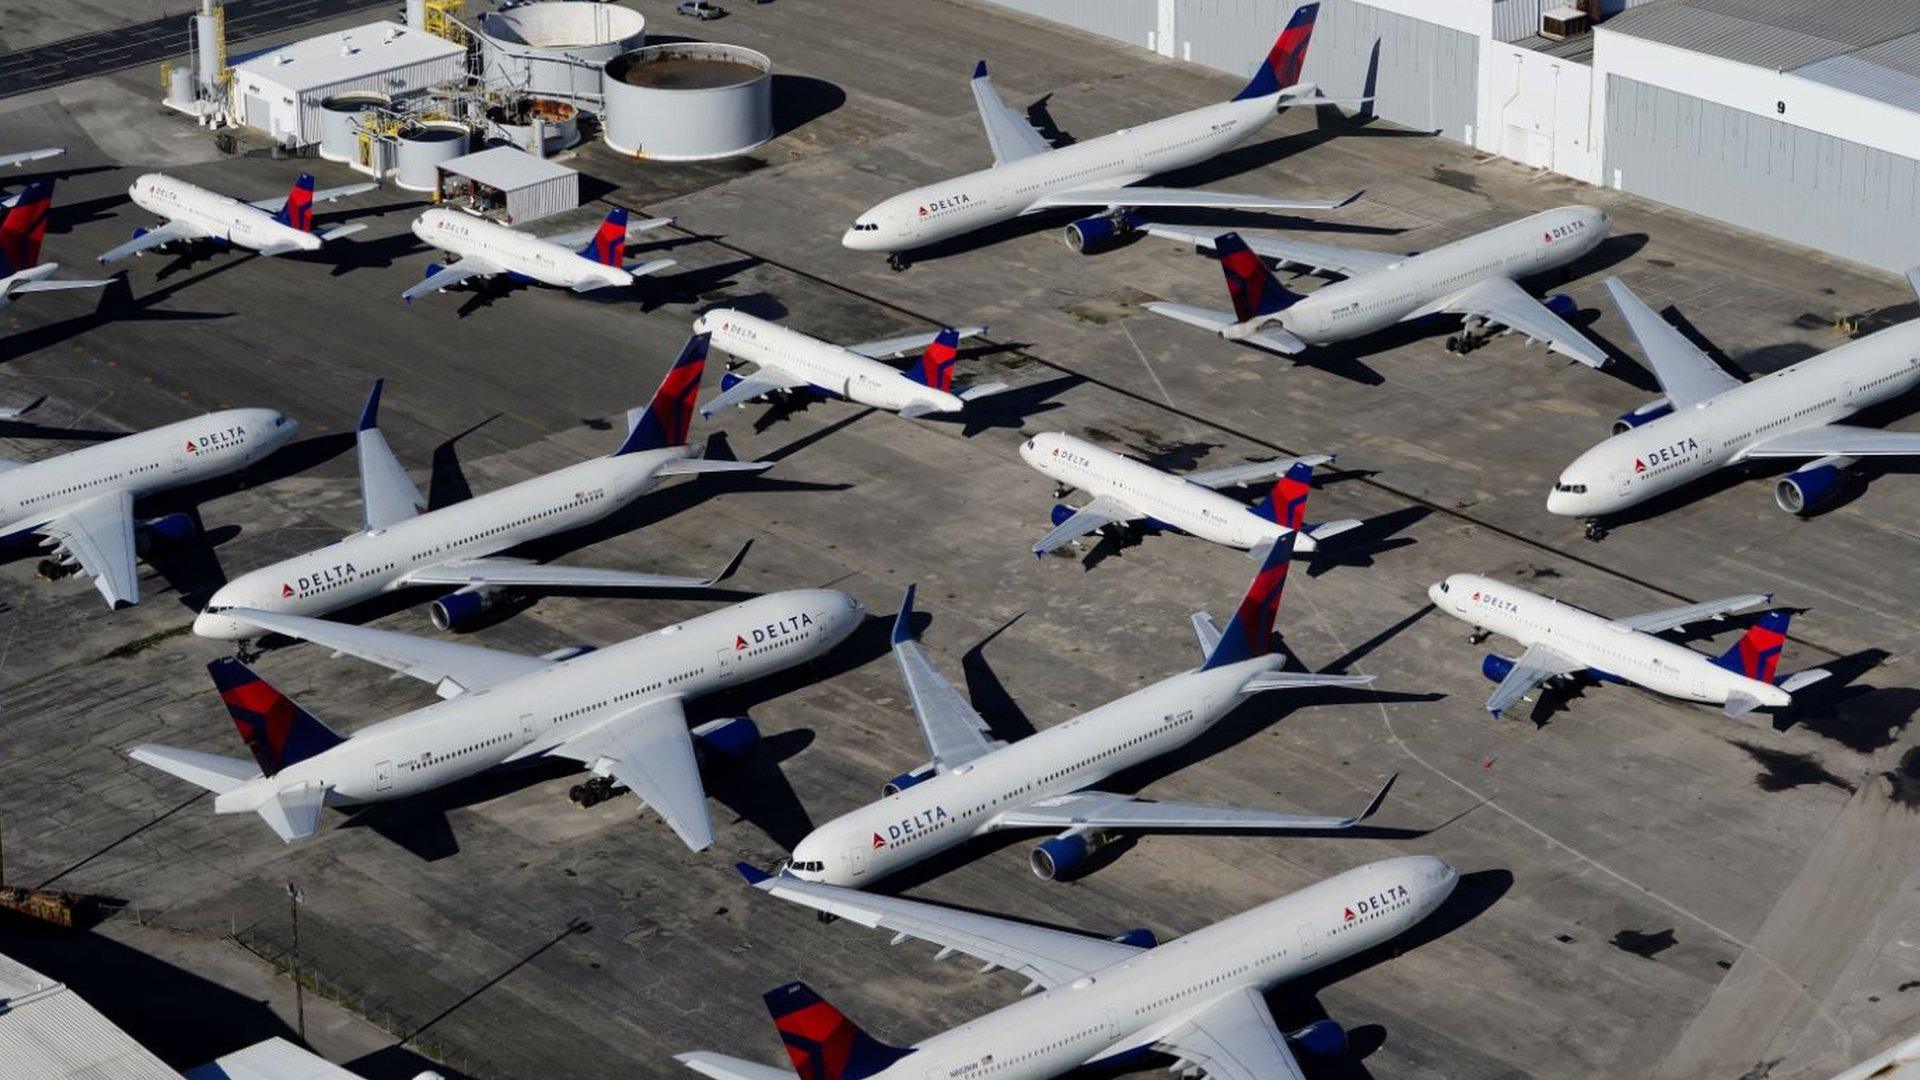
1445,327,1494,355
35,558,78,583
570,776,616,808
1468,628,1490,644
1584,519,1609,542
234,641,262,663
887,253,911,273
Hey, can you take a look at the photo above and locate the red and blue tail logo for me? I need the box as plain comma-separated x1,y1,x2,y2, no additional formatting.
1202,530,1298,671
1234,3,1320,101
0,178,55,275
273,173,316,232
1251,461,1315,528
581,207,628,267
764,982,912,1080
1215,232,1300,322
615,333,709,455
207,657,344,777
1714,610,1791,684
906,328,960,392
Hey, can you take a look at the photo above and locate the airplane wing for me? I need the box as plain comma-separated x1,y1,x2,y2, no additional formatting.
993,775,1393,832
675,1053,795,1080
538,215,673,248
355,381,426,532
400,543,748,592
1183,454,1333,490
969,61,1052,166
845,325,989,359
1143,222,1402,277
1146,986,1307,1080
400,258,501,303
1025,187,1357,215
546,696,715,851
6,276,113,295
1485,643,1583,718
891,585,1003,772
1141,302,1308,355
216,607,547,697
1412,276,1609,368
1031,494,1138,557
1604,278,1742,408
697,367,808,419
1611,592,1771,634
41,490,139,607
97,219,208,264
244,181,376,211
738,865,1143,990
1737,424,1920,459
0,147,62,168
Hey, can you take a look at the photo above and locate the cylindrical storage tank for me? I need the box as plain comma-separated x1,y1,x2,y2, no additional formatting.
395,121,470,192
193,8,220,95
485,97,581,157
603,43,772,161
406,0,426,28
167,64,195,111
318,92,389,163
475,3,645,106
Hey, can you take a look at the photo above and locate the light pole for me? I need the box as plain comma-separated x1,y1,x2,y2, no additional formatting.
286,881,306,1045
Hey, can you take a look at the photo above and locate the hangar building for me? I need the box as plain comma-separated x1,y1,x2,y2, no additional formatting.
229,23,466,146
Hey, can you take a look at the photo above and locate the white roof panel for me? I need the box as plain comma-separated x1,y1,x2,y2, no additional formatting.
439,145,578,190
232,23,465,94
183,1038,363,1080
0,954,180,1080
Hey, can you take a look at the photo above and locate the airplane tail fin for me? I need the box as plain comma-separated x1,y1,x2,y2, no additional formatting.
208,657,345,777
1215,232,1303,323
1249,461,1315,529
580,206,629,267
764,982,914,1080
1712,610,1790,684
616,332,710,455
1233,2,1320,102
1201,528,1298,671
272,173,317,231
903,328,960,392
0,178,54,274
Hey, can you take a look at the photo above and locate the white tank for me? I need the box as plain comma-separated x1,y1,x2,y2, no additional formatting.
395,121,470,192
476,2,645,106
485,97,581,157
167,64,195,111
318,93,389,163
602,43,772,161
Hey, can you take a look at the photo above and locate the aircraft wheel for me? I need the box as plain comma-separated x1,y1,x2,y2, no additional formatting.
1469,629,1489,644
569,784,589,806
1584,519,1608,542
887,254,911,273
1444,336,1461,354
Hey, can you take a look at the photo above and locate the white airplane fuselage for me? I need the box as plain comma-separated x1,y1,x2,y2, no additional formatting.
1019,432,1292,550
0,408,296,540
208,589,863,815
693,310,964,415
128,173,318,254
195,446,693,638
787,654,1279,886
860,855,1458,1080
1428,573,1786,709
412,208,632,291
842,94,1281,253
1547,320,1920,517
1271,206,1608,344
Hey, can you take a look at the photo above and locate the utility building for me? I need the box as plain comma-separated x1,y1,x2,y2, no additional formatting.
229,23,466,146
434,146,581,224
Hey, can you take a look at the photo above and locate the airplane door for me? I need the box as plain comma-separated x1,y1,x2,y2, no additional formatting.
1297,922,1321,963
520,712,536,737
715,647,737,683
846,843,869,880
375,759,393,791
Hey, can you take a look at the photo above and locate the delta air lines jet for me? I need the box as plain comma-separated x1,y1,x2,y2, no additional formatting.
693,309,1001,419
194,334,766,644
131,586,865,848
1429,572,1829,719
402,205,676,303
841,5,1357,270
0,179,112,314
1145,211,1612,366
1020,433,1358,558
99,172,376,263
783,527,1386,886
679,854,1460,1080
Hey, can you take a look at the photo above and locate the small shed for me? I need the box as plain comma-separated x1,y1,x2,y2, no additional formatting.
229,22,466,146
434,146,580,224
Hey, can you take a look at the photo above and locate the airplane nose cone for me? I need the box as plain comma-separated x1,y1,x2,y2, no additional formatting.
840,227,861,249
1426,581,1447,607
193,608,244,640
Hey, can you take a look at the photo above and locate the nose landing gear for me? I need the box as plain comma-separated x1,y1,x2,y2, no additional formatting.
1469,628,1490,644
1584,519,1609,542
887,253,911,273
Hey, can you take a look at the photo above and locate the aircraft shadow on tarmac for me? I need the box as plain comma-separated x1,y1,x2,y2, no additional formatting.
0,263,241,365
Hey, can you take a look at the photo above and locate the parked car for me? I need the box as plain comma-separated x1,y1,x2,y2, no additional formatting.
677,0,725,19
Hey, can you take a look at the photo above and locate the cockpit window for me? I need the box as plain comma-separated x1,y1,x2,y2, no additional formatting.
1554,482,1588,494
273,416,290,427
851,222,880,232
1437,582,1449,593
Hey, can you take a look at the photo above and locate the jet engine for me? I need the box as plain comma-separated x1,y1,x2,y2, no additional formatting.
1543,293,1578,318
1286,1019,1349,1059
1481,653,1516,683
135,512,197,554
430,584,509,631
1030,826,1116,881
691,716,761,770
1110,928,1157,949
1774,455,1854,515
1612,396,1673,435
1062,210,1144,255
884,762,936,797
538,645,598,663
1049,503,1077,526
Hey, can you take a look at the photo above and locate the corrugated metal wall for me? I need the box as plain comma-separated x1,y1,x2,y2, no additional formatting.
1604,74,1920,272
291,54,467,142
969,0,1159,50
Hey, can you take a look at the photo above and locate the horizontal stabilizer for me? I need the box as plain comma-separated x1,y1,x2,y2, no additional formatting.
898,401,942,420
7,277,112,294
128,743,257,795
250,780,329,844
1239,670,1374,692
625,257,677,277
1244,326,1309,355
675,1052,796,1080
1778,667,1831,695
653,457,773,477
958,381,1009,402
315,222,366,243
1190,611,1223,660
1307,518,1363,542
1723,691,1763,719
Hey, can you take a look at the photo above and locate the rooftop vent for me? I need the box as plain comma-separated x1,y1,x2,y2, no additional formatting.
1541,6,1592,40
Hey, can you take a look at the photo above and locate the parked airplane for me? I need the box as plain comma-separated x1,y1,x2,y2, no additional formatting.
98,172,376,263
1144,210,1611,366
1429,573,1829,719
0,179,112,313
194,335,766,645
402,206,676,303
679,853,1460,1080
1020,432,1358,558
783,530,1384,887
133,586,865,847
840,4,1357,270
1549,275,1920,537
0,407,298,607
692,309,1002,419
0,147,61,170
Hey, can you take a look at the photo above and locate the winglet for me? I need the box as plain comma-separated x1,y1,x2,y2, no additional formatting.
710,539,753,584
735,861,772,886
1354,772,1397,823
972,60,987,79
892,584,918,646
358,378,385,432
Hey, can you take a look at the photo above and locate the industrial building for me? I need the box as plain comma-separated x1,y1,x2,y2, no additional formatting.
976,0,1920,272
435,145,581,223
227,23,466,146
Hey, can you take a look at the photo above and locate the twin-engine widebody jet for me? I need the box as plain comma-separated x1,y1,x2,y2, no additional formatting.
0,407,298,607
784,529,1385,887
132,588,865,847
692,309,1002,419
0,179,112,314
402,206,676,303
1145,208,1612,367
840,4,1357,270
1429,573,1829,719
1549,276,1920,537
98,172,376,263
680,854,1460,1080
1020,433,1358,559
194,335,765,644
